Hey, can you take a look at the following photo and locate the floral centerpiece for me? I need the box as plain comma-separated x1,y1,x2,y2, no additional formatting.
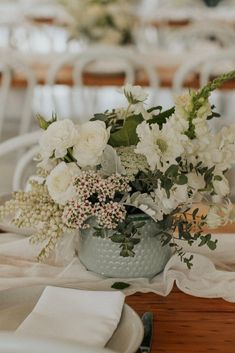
59,0,136,45
1,72,235,278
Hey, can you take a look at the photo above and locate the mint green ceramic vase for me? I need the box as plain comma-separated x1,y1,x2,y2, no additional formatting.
78,215,172,278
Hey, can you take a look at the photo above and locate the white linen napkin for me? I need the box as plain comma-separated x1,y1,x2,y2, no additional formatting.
15,286,125,348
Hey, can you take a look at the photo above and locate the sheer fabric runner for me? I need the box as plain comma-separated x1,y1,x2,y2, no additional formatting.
0,231,235,301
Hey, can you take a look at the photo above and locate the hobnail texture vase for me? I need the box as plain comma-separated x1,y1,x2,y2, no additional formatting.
203,0,221,7
78,215,172,278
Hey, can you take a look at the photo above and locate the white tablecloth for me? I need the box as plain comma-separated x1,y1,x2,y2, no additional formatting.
0,231,235,301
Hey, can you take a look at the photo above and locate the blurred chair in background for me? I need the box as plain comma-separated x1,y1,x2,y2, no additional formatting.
0,130,41,191
163,22,235,51
0,50,36,140
46,45,160,122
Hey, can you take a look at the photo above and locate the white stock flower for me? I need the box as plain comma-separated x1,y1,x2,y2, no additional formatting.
39,119,78,161
206,201,235,228
154,184,189,215
205,206,223,228
46,162,80,205
194,117,210,139
73,121,110,168
174,92,193,120
135,121,184,171
197,99,211,119
212,176,230,197
187,172,205,191
122,84,148,104
195,124,235,173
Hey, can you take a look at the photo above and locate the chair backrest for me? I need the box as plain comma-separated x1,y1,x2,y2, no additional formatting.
46,46,159,121
0,49,37,139
0,130,41,190
200,48,235,86
167,22,235,50
172,48,235,93
172,53,212,94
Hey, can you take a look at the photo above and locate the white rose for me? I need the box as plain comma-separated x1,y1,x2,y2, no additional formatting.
46,162,81,205
73,121,110,168
212,176,230,197
39,119,78,161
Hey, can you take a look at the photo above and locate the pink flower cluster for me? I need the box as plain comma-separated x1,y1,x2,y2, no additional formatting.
62,171,129,229
73,171,130,202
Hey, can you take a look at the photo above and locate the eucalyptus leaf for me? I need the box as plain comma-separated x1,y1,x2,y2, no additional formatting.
111,282,130,289
100,145,126,176
176,174,188,185
110,233,126,243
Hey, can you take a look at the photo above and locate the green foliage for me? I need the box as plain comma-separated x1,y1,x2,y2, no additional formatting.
109,218,145,257
148,106,175,128
109,115,143,147
155,205,218,268
36,112,57,130
111,282,130,289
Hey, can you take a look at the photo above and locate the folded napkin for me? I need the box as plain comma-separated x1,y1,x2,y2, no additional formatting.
16,286,125,348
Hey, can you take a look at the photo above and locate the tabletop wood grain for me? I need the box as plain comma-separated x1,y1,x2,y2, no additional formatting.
126,225,235,353
126,286,235,353
5,63,235,90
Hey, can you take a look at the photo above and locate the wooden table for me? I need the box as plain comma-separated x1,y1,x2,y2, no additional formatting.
126,223,235,353
8,62,235,90
0,208,234,352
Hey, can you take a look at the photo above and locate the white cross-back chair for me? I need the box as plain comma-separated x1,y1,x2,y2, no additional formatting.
167,22,235,50
172,52,213,94
199,49,235,85
0,50,36,139
0,130,41,190
46,46,159,121
172,49,235,94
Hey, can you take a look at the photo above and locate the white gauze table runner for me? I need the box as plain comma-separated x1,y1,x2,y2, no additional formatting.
0,231,235,301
